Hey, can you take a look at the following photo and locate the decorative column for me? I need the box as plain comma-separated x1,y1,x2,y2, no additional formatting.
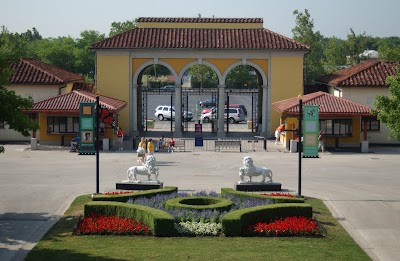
217,84,226,137
261,85,268,138
132,83,138,135
174,84,183,137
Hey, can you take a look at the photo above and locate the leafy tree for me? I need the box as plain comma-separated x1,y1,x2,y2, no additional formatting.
378,44,400,62
345,29,370,65
226,65,259,88
188,64,217,88
292,9,326,85
75,30,105,80
109,19,137,37
323,37,347,73
372,68,400,141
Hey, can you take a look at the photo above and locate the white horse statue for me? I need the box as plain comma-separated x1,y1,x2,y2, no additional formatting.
239,156,273,183
124,155,160,183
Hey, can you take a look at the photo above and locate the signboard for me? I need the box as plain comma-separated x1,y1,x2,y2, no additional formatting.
79,102,96,154
303,105,319,157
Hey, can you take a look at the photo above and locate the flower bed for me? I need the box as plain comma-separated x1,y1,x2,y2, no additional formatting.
82,189,319,237
74,213,151,235
243,216,322,237
260,192,295,198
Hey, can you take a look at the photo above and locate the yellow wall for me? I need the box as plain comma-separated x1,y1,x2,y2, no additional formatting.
160,58,197,75
97,55,130,131
204,58,241,74
138,22,263,29
248,59,268,78
270,56,303,133
132,58,152,76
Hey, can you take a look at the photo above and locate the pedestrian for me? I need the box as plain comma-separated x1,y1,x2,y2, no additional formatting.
70,134,80,152
147,138,154,155
137,137,146,164
275,124,285,145
318,131,325,152
117,127,124,151
158,136,165,152
168,137,175,153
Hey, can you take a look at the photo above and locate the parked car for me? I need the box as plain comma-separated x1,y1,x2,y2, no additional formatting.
161,85,175,91
154,105,193,121
201,107,245,123
201,107,216,115
225,104,248,116
199,98,217,108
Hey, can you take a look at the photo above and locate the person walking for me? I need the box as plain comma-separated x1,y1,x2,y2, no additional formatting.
168,137,175,153
117,127,124,150
137,137,146,164
318,131,325,153
275,124,285,145
147,138,155,155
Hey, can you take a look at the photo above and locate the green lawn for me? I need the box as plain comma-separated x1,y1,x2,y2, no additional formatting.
26,195,371,261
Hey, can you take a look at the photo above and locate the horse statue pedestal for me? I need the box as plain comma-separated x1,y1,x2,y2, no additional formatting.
116,155,163,190
235,156,281,191
116,181,163,191
234,182,281,192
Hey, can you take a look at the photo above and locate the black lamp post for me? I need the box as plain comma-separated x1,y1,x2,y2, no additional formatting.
298,97,303,197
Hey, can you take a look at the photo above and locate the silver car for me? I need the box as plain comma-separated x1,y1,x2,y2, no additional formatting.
154,106,193,121
201,108,245,123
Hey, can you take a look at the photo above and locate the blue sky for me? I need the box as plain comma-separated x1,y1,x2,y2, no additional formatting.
1,0,399,39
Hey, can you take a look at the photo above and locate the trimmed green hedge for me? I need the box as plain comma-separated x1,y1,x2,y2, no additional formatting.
84,201,175,237
221,188,304,203
222,203,312,236
165,196,233,212
92,186,178,202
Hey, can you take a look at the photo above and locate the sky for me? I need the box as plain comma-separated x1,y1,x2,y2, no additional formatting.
1,0,399,40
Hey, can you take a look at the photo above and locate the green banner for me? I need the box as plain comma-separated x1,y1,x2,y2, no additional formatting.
79,102,96,154
303,105,319,157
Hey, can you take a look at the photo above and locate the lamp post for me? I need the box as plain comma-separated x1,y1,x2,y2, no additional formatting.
298,96,303,197
96,95,100,194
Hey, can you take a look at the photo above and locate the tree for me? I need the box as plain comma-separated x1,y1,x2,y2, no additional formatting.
345,29,370,65
225,65,259,88
109,19,137,37
188,64,217,88
372,69,400,141
378,44,400,62
292,9,326,85
323,37,347,73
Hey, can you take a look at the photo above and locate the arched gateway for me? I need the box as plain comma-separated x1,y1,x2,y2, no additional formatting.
91,17,308,138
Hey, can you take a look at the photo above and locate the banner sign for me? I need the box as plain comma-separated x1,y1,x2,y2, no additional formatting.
100,107,116,129
303,105,319,157
79,102,96,154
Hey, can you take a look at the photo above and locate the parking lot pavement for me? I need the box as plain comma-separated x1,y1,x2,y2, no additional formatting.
1,143,400,261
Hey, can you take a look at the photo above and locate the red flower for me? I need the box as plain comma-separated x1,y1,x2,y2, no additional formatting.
244,216,321,237
260,193,295,198
74,213,151,236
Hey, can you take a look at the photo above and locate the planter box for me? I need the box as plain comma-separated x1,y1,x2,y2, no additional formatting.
146,120,155,129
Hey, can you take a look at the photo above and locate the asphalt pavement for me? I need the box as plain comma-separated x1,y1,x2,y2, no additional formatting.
0,142,400,261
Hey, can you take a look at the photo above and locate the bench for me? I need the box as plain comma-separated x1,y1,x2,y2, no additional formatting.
173,140,185,152
215,140,242,152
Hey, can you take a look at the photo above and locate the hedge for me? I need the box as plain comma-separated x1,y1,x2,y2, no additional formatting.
92,186,178,202
84,201,175,237
221,203,312,236
165,196,233,212
221,188,305,203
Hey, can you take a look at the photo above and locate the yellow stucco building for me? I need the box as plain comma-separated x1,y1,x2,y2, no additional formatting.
91,17,309,138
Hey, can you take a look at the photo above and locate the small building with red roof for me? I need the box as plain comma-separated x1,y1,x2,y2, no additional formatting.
272,91,372,149
1,58,85,142
315,60,399,144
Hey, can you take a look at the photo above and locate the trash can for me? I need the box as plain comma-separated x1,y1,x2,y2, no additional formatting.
103,138,109,151
290,139,297,153
247,120,253,130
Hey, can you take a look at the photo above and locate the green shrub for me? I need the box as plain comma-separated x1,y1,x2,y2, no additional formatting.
92,186,178,202
84,201,175,237
220,188,304,203
222,203,312,236
165,196,233,212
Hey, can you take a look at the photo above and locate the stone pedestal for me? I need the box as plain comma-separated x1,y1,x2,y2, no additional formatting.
361,141,369,153
116,182,163,190
234,182,282,191
31,138,38,150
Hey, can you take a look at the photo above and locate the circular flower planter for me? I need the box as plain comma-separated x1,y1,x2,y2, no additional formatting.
165,196,233,212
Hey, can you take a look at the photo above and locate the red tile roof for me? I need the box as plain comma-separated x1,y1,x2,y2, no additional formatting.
10,58,84,84
315,60,399,87
138,17,263,24
30,90,127,114
91,28,308,50
272,91,371,117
